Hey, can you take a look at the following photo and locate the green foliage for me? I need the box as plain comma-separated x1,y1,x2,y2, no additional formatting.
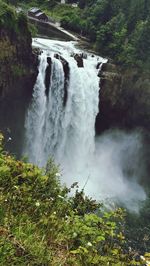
34,0,150,67
0,134,139,265
82,0,150,66
46,3,85,34
96,12,127,59
0,0,16,31
0,0,32,41
2,0,150,67
29,22,38,37
125,194,150,254
0,0,34,94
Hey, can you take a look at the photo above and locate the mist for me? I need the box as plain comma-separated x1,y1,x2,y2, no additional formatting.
60,129,146,212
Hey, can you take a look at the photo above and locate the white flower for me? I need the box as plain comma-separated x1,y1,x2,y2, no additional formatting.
73,232,77,238
49,197,54,201
87,242,92,247
58,195,64,199
53,211,56,215
140,256,145,261
55,173,61,177
35,201,40,207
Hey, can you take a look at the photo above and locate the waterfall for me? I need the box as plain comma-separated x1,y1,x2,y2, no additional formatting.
24,39,102,173
24,39,146,210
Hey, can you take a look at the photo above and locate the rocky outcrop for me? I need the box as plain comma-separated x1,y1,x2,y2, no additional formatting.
54,54,70,106
0,3,38,156
45,57,52,96
74,54,84,67
96,62,150,134
0,10,38,99
0,69,37,157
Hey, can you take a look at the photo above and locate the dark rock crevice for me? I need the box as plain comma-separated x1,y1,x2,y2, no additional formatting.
54,54,70,106
74,53,84,68
0,71,38,157
45,57,52,97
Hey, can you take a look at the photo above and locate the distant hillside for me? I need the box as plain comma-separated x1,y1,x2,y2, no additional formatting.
14,0,149,68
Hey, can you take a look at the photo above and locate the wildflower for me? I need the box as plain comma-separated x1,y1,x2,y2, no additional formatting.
55,173,61,177
49,197,54,201
73,232,77,238
53,211,56,215
35,201,40,207
140,256,145,261
58,195,64,199
87,242,92,247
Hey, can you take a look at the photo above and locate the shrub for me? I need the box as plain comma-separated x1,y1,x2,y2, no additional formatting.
0,134,141,265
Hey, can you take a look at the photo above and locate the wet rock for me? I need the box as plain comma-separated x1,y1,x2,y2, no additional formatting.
74,54,84,67
101,62,117,72
63,61,69,106
96,62,101,69
54,53,59,60
47,57,51,65
81,52,87,59
54,54,70,106
98,70,121,80
45,57,52,97
71,52,87,60
32,47,42,56
96,62,116,71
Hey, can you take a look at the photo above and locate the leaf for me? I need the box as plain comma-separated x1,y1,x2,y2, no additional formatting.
96,236,105,242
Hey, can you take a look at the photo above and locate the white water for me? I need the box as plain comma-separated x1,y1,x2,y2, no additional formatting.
24,38,146,211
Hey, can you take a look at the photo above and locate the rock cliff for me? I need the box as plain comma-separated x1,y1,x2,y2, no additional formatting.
0,2,38,155
96,62,150,134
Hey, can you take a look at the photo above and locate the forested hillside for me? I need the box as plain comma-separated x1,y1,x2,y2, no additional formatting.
5,0,150,67
60,0,150,67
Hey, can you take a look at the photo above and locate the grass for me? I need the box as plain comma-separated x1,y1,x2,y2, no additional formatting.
0,134,139,265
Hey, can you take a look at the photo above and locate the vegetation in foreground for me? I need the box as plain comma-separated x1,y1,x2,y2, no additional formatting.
0,133,146,265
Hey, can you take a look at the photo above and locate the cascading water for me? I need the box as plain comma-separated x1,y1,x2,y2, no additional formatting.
24,38,146,211
24,39,101,169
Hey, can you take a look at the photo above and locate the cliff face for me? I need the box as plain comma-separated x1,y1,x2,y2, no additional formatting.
96,63,150,134
0,2,38,155
0,5,37,98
